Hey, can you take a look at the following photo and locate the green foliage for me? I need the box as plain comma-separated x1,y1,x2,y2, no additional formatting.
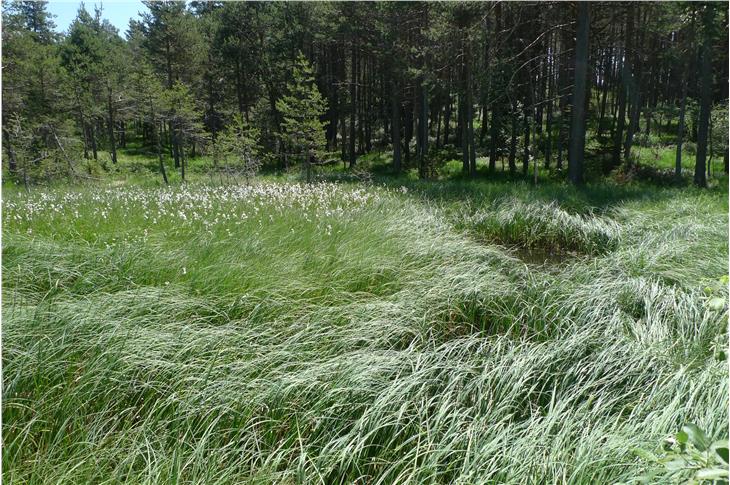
630,424,729,484
276,53,328,180
211,114,263,183
711,102,728,155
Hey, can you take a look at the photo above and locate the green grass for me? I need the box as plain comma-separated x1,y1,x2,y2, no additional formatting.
3,168,728,483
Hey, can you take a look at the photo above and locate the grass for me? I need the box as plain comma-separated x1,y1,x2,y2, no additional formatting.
2,158,728,483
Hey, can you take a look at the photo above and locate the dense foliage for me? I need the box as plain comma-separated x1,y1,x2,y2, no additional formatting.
2,1,728,185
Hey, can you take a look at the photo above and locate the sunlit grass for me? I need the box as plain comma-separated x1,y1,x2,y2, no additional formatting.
2,176,728,484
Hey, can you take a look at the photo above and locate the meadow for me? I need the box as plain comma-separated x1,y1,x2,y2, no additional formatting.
2,159,729,483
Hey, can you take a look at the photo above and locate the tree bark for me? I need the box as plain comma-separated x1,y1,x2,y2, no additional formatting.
157,120,168,185
694,21,712,188
391,79,401,173
106,87,117,164
349,40,357,168
675,77,687,180
568,2,590,185
508,101,517,175
611,8,632,169
623,6,642,167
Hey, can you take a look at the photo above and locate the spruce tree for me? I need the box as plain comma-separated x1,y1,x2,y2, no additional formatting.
275,53,328,183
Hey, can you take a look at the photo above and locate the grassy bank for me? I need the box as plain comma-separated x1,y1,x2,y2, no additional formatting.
2,176,728,483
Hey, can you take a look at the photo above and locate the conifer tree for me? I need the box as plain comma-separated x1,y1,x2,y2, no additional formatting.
276,53,328,183
212,114,262,185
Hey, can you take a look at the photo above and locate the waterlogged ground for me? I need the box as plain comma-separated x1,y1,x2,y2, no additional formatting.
3,179,728,484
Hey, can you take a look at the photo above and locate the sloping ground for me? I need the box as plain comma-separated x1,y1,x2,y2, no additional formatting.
2,182,727,484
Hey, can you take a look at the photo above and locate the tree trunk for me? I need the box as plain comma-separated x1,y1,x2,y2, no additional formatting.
522,108,530,176
444,75,452,145
545,34,554,169
157,120,168,185
568,2,590,185
488,1,502,175
597,42,612,138
180,132,186,182
418,80,429,179
675,78,687,180
508,102,517,175
623,6,642,168
466,42,476,177
340,107,347,162
461,94,469,174
349,40,357,168
119,121,126,148
488,101,500,172
694,25,711,188
106,87,117,164
612,9,632,169
391,79,401,173
90,123,98,161
435,102,442,148
171,121,180,168
468,95,476,177
404,96,413,167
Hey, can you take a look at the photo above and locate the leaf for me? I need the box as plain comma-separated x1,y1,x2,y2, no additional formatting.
663,458,690,472
682,424,711,451
707,297,726,311
711,440,730,465
677,431,689,444
633,447,659,462
695,468,730,480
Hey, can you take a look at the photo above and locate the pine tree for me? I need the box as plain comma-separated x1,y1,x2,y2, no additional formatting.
275,53,328,183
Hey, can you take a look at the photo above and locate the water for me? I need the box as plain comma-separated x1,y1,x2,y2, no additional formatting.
509,246,582,268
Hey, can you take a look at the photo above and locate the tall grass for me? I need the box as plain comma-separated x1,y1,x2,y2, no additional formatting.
3,178,727,484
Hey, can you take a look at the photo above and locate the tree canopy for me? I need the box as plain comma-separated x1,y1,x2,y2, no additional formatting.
2,1,728,185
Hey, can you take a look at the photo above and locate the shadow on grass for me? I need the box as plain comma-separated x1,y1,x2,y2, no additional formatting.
317,149,728,213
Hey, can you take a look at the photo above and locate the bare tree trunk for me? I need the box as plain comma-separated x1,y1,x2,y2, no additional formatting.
675,78,687,181
157,120,168,185
568,2,590,185
90,123,98,161
508,101,518,175
391,79,401,173
623,7,643,168
522,108,530,176
349,40,357,168
180,131,186,182
694,21,712,188
418,80,429,179
612,8,632,169
107,87,117,164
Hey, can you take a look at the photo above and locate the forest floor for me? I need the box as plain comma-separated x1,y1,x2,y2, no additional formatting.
2,146,729,483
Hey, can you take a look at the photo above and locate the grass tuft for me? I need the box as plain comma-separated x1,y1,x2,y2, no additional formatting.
3,178,727,484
